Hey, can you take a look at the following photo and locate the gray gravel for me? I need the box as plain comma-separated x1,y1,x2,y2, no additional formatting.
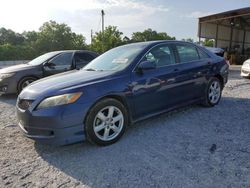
1,66,250,188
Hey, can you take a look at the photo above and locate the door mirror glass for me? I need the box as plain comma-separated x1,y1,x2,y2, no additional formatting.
138,60,156,70
44,52,73,71
44,61,56,69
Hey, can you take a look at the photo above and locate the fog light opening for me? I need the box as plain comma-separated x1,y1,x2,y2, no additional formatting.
1,86,8,92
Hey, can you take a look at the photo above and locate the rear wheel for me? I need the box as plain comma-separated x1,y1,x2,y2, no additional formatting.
18,77,37,93
202,77,222,107
85,98,128,146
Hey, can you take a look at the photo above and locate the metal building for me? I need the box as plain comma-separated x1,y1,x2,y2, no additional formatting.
198,7,250,64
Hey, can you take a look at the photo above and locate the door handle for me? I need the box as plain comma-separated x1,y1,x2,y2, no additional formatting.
173,68,179,72
207,62,212,65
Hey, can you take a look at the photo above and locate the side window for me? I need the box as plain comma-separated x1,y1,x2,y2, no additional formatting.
143,45,176,67
49,52,73,68
176,44,199,63
198,48,210,59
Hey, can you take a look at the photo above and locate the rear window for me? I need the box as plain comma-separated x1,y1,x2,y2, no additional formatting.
75,53,94,64
176,44,199,63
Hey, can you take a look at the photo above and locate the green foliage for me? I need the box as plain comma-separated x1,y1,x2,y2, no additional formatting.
0,27,25,45
181,38,194,43
0,44,36,60
90,26,123,53
131,28,175,42
35,21,86,54
0,22,177,60
203,39,214,47
0,21,87,60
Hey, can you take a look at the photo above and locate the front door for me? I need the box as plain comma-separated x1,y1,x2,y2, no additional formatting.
43,52,73,76
130,44,184,118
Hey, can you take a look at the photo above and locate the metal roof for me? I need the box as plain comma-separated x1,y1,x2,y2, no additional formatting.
199,7,250,24
198,7,250,32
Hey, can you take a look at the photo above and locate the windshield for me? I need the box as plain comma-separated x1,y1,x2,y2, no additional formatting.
83,44,145,71
28,51,60,66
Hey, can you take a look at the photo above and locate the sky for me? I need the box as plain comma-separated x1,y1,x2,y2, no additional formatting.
0,0,249,44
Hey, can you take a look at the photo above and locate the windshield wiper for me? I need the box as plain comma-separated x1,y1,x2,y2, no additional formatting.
84,68,96,71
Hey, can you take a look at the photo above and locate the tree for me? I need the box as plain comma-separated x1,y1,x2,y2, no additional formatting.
0,21,87,60
203,39,214,47
182,38,194,43
22,31,39,43
35,20,86,54
91,26,123,53
0,27,25,45
131,28,175,42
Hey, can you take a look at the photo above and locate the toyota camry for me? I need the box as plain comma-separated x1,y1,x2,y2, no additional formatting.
16,41,229,146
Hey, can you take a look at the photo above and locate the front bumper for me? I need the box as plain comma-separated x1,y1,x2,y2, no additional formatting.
16,102,91,145
0,77,18,94
241,66,250,77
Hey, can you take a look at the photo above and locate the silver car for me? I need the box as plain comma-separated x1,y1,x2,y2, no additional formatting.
241,59,250,78
0,50,98,94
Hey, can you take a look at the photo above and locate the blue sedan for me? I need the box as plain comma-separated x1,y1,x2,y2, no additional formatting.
16,41,229,146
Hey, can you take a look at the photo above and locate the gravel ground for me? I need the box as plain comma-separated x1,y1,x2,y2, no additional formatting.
0,66,250,188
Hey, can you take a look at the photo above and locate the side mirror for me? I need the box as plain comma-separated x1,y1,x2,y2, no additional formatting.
137,60,156,71
44,61,56,69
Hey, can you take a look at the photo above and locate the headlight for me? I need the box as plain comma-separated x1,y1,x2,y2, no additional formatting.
0,73,15,79
36,92,82,110
243,61,250,66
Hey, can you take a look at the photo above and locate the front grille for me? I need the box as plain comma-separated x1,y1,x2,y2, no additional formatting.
242,69,250,74
18,99,34,110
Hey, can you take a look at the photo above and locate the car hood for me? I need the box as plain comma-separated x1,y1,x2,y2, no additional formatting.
0,64,35,73
20,70,115,99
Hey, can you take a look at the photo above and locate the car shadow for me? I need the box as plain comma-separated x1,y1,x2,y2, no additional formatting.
0,94,17,106
34,95,250,187
228,68,244,80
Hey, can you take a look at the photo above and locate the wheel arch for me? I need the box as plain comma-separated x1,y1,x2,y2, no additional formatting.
17,75,40,91
214,74,224,87
84,94,132,126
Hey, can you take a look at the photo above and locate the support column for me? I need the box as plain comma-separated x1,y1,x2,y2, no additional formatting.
215,24,219,47
198,22,201,44
229,25,234,52
242,30,246,55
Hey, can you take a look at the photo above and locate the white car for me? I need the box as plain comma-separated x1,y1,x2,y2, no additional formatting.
241,59,250,78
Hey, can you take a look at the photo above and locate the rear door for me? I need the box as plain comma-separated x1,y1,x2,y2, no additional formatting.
173,43,212,102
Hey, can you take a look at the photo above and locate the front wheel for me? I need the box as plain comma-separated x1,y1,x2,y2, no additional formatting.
202,77,222,107
17,77,37,94
85,98,128,146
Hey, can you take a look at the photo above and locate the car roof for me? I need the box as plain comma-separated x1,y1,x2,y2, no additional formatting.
122,40,201,48
50,50,99,56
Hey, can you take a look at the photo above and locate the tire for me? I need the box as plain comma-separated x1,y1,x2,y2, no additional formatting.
202,77,222,107
85,98,128,146
17,77,37,94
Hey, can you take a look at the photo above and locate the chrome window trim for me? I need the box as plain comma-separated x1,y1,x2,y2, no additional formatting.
132,42,177,72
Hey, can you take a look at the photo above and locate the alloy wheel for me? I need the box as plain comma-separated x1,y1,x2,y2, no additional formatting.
93,106,124,141
208,80,221,104
21,79,34,90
